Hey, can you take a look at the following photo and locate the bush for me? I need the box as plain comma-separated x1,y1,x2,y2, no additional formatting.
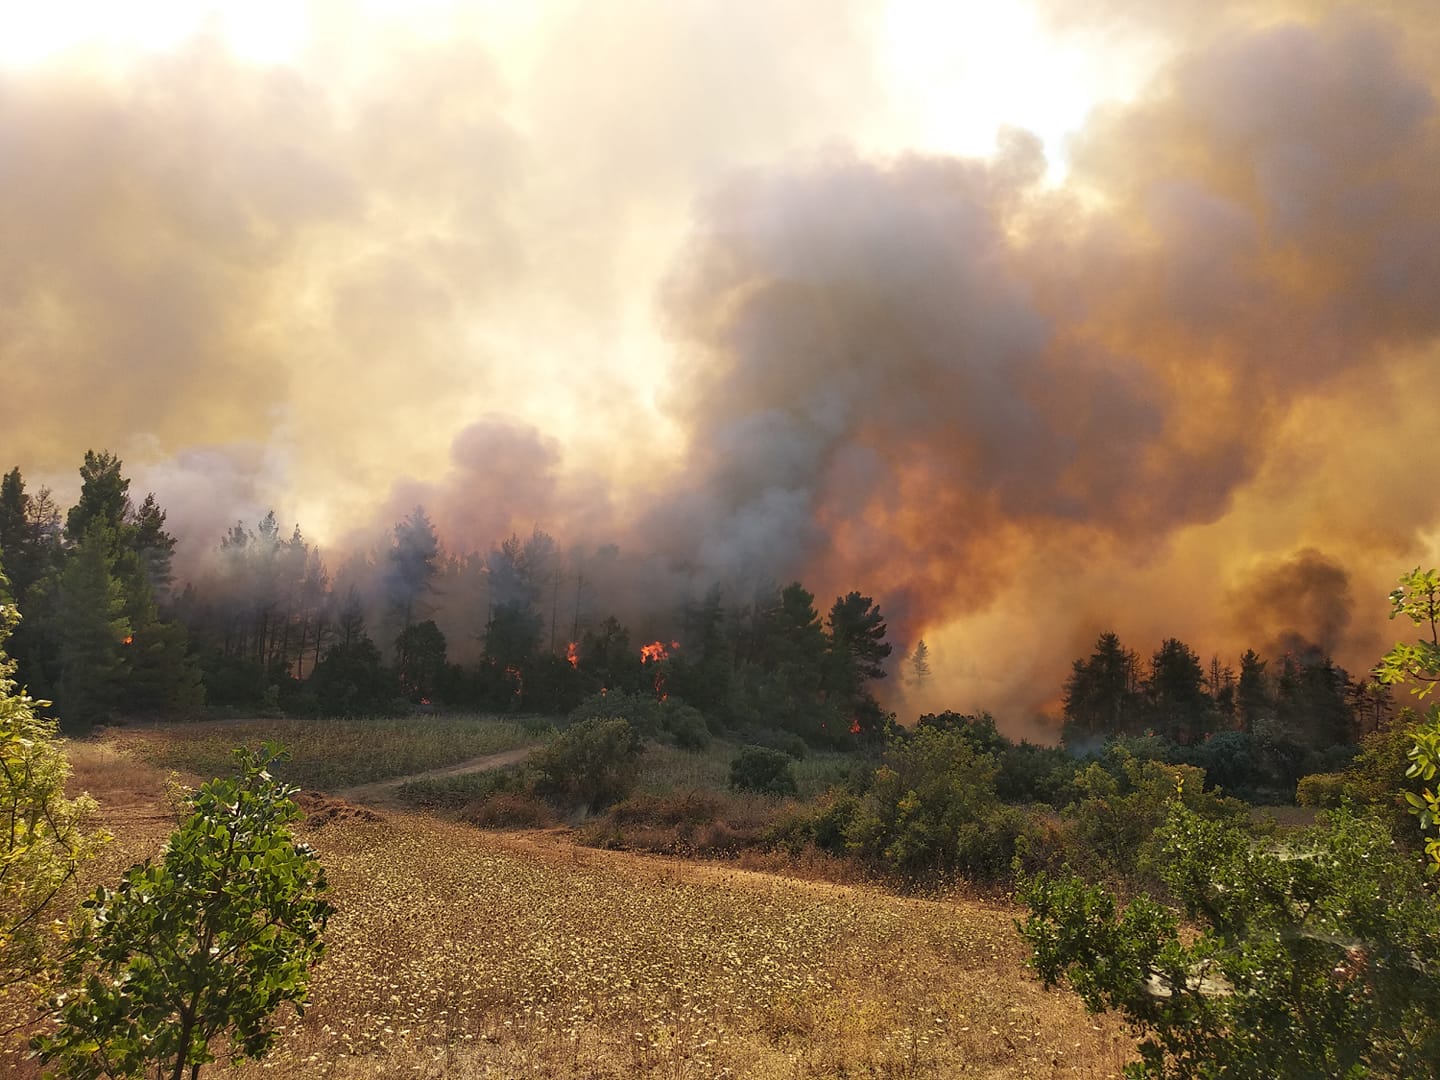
397,767,518,811
764,791,861,856
729,746,799,796
1296,771,1349,808
460,791,555,829
569,690,664,735
581,791,775,856
1059,749,1255,894
569,691,710,749
738,727,808,760
530,717,642,812
663,701,710,749
36,744,332,1080
1019,803,1440,1078
0,582,104,1014
844,726,1034,882
308,635,395,717
1339,719,1432,845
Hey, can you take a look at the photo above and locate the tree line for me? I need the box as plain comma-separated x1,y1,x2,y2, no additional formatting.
0,453,894,745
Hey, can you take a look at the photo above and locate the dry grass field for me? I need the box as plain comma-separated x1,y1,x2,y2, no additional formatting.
106,714,540,790
28,734,1137,1079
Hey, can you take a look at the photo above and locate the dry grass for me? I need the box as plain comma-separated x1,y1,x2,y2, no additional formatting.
28,742,1138,1080
635,741,864,801
106,714,540,791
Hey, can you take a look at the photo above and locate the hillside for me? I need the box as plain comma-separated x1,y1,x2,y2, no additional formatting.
45,739,1135,1079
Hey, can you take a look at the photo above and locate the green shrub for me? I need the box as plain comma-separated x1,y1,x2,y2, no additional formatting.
738,727,808,760
530,717,642,811
843,726,1034,882
569,690,664,736
1059,748,1255,893
663,701,710,749
1295,771,1349,808
729,746,799,796
765,790,861,856
1019,803,1440,1078
569,690,710,749
36,745,332,1080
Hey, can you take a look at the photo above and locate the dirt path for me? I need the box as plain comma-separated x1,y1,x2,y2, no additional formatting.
335,745,533,807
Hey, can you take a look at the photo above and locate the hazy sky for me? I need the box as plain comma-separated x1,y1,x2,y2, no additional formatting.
4,1,1438,723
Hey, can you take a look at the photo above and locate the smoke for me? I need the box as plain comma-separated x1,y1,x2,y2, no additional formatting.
631,6,1440,717
1228,549,1353,659
6,3,1440,731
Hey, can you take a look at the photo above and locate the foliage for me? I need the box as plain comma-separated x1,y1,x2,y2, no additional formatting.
394,619,446,702
1335,718,1431,841
1295,771,1348,808
846,726,1034,882
53,528,130,725
824,591,892,736
1059,748,1254,893
1019,803,1440,1078
383,507,441,632
396,766,520,810
35,744,332,1080
308,629,395,717
1374,568,1440,869
728,746,799,797
530,717,643,811
906,638,931,687
568,690,709,749
0,574,104,1015
1062,632,1141,743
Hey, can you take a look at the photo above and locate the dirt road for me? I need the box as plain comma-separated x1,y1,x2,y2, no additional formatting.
335,745,533,806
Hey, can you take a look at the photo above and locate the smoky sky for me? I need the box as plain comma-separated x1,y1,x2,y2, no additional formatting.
5,2,1439,724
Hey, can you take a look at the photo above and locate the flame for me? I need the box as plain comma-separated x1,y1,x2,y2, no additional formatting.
566,641,579,668
504,665,523,697
639,640,680,664
121,635,133,645
420,696,432,705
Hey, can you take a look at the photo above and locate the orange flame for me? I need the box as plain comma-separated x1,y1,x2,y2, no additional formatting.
121,635,134,645
504,665,523,697
639,640,680,664
566,641,579,668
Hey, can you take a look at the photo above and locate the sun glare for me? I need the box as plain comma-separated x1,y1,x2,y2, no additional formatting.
879,0,1152,173
0,0,308,68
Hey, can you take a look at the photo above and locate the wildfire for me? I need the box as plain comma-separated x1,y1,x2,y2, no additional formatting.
566,641,579,668
639,640,680,700
639,640,679,664
121,635,133,645
504,665,523,697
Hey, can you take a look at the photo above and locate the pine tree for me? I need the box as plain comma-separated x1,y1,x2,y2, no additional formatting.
54,528,130,725
908,638,932,687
